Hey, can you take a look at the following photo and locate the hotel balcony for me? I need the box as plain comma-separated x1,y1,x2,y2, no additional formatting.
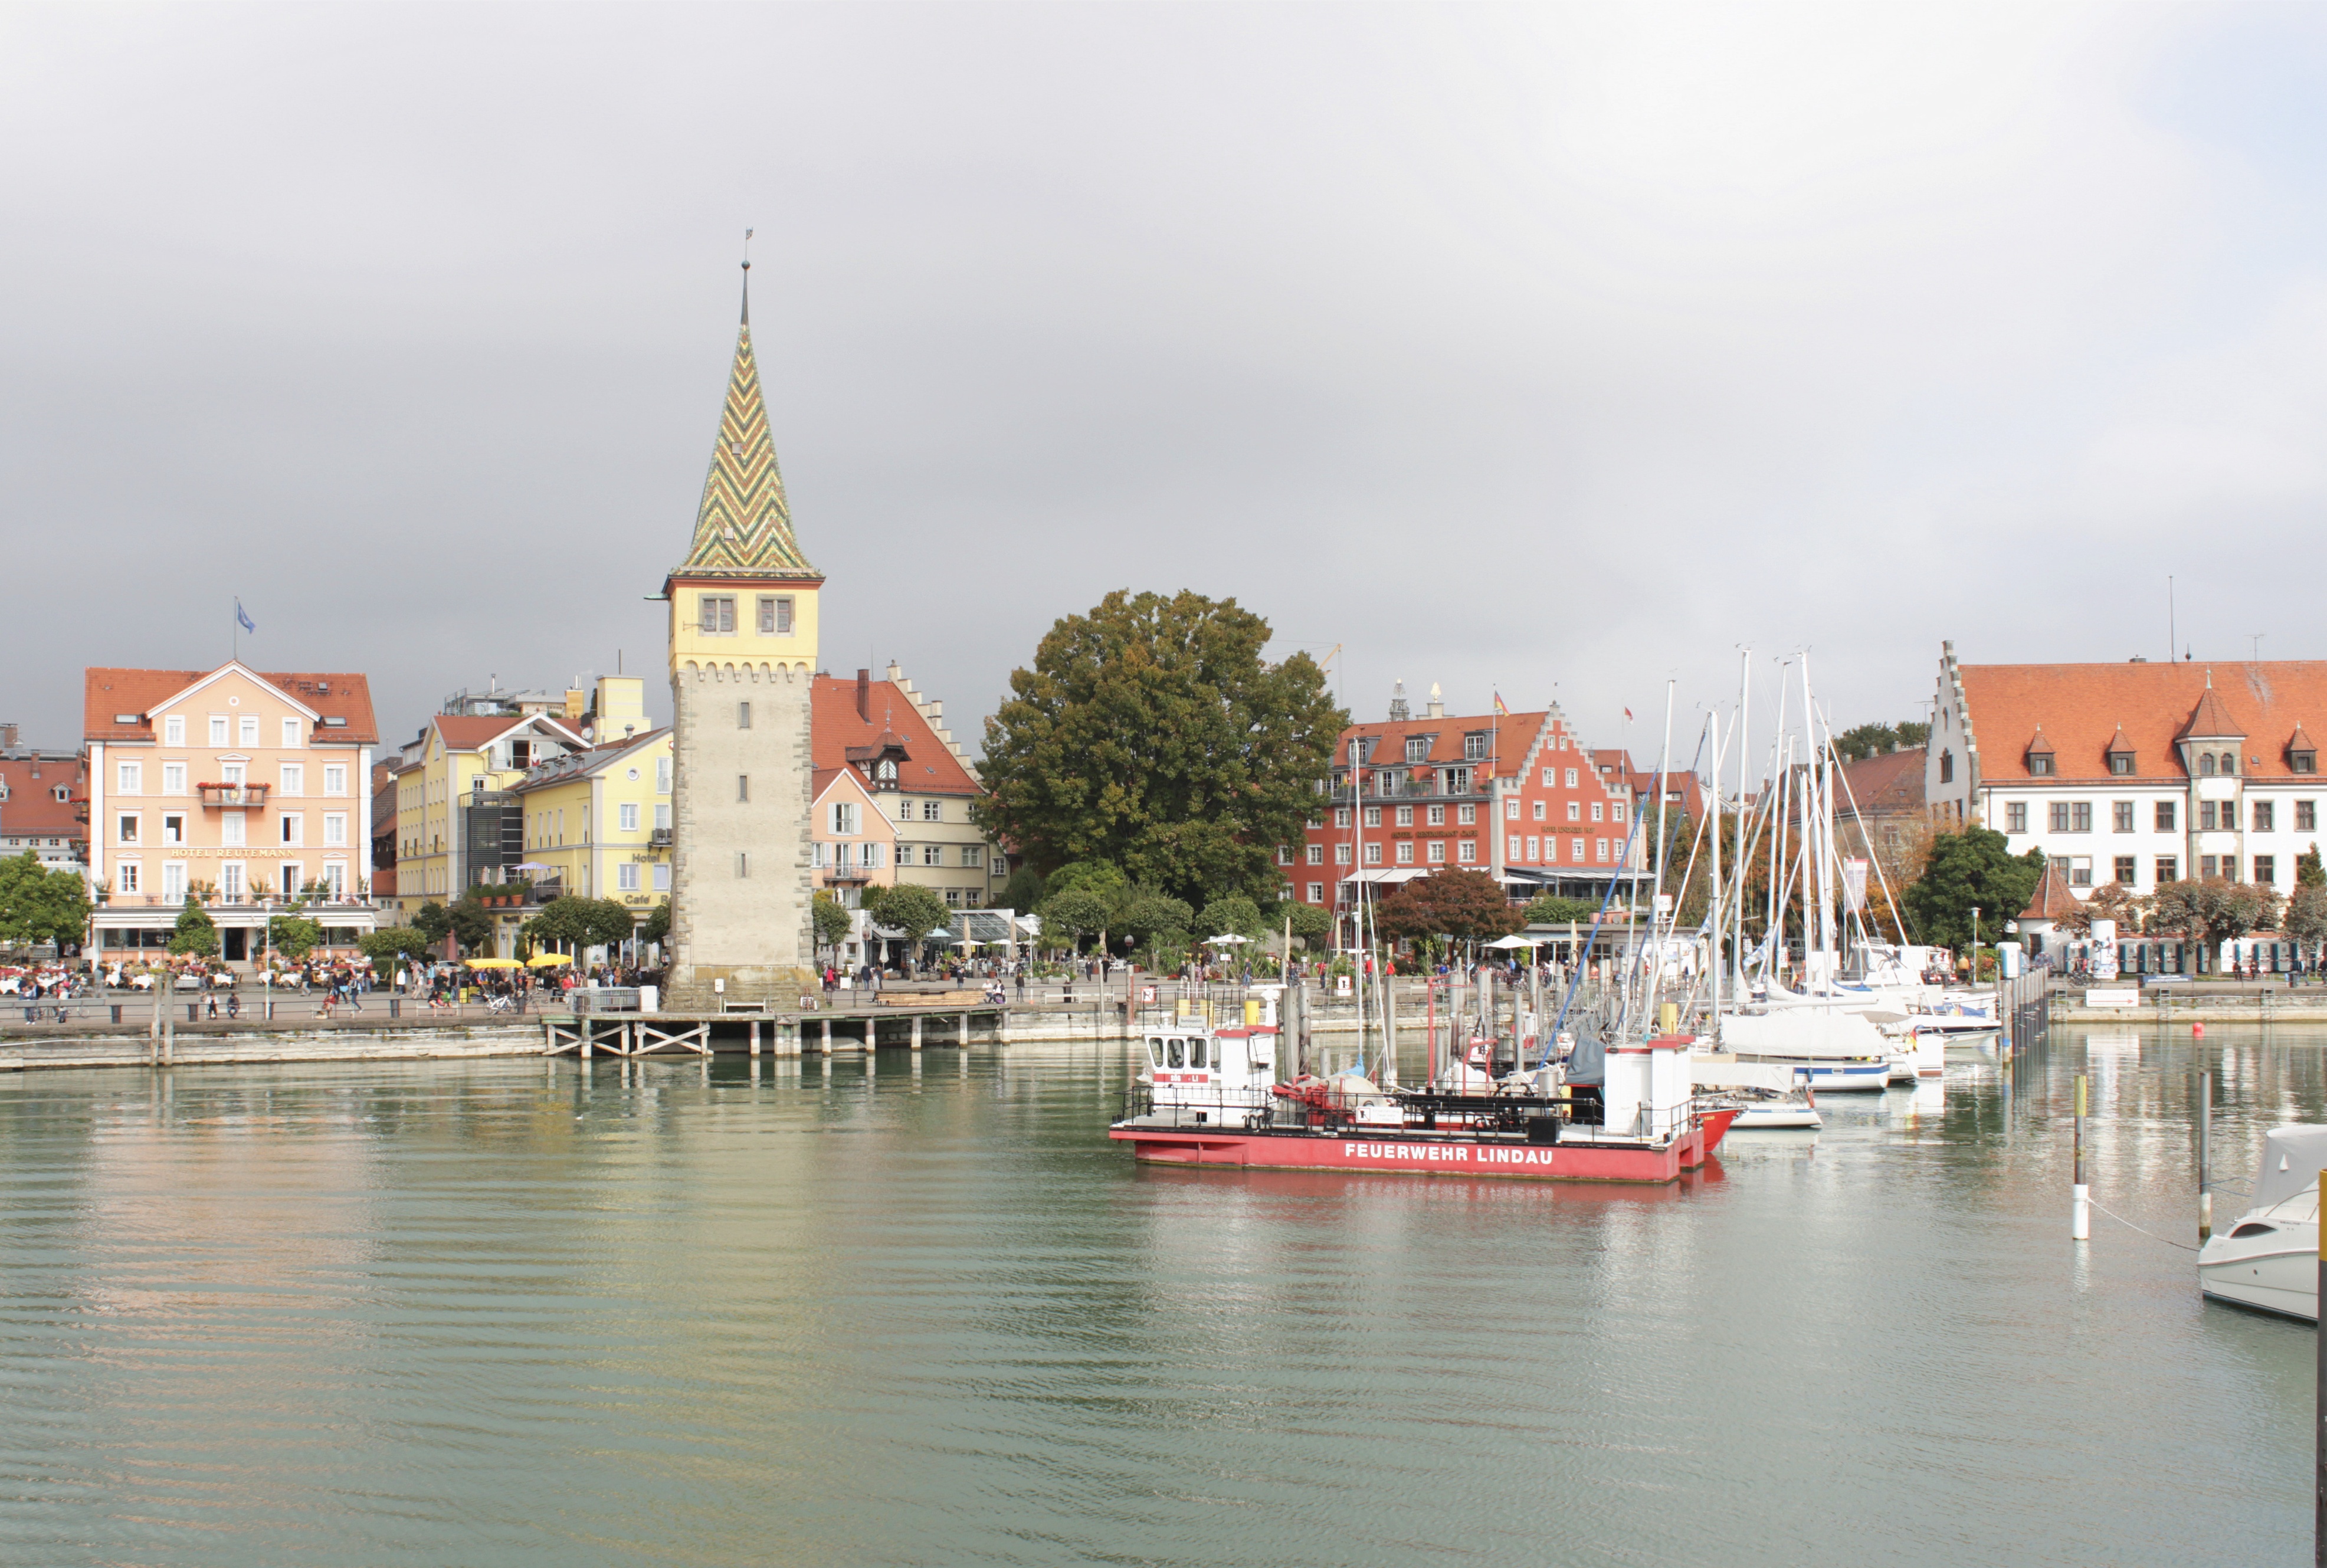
195,782,271,808
648,828,673,847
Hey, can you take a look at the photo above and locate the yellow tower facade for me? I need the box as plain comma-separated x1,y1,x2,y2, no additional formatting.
661,265,823,1008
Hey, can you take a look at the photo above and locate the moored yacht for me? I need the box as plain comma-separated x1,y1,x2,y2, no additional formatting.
2198,1125,2327,1323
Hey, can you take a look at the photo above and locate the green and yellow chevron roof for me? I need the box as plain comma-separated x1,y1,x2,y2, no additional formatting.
673,287,818,581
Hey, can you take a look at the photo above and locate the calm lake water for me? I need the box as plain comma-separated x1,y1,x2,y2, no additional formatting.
0,1027,2318,1567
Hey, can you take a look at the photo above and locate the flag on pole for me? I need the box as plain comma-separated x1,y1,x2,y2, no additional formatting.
1623,707,1633,721
1492,692,1509,716
235,599,256,634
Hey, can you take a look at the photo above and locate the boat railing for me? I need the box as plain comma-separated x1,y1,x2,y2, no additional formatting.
1120,1084,1277,1131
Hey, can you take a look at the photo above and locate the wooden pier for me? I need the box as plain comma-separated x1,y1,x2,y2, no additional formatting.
542,1002,1008,1058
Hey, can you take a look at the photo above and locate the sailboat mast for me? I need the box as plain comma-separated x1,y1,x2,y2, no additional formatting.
1732,647,1750,1022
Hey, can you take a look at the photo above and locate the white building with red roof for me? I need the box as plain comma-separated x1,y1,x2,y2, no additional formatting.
812,663,1007,913
1929,641,2327,898
0,730,89,873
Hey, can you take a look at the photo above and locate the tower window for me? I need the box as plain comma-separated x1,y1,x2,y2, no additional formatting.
757,596,794,635
699,595,736,634
736,852,749,878
738,701,752,729
737,775,749,802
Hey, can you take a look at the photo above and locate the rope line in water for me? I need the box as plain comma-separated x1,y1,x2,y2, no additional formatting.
2087,1199,2200,1252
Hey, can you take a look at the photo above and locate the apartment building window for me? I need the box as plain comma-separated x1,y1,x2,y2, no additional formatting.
1395,806,1413,826
2112,801,2135,833
209,716,228,745
1276,845,1293,866
221,812,245,847
2115,856,2137,884
1335,808,1352,829
1526,836,1540,861
2051,855,2093,887
323,813,346,846
221,863,245,903
1612,803,1626,822
116,813,139,845
1364,843,1382,865
2048,803,2071,832
829,801,860,836
118,861,140,894
1306,815,1323,830
117,762,141,795
159,762,185,796
1507,835,1522,860
1571,837,1586,862
2255,855,2277,886
617,862,640,892
2200,801,2223,831
1307,844,1323,865
2156,856,2179,883
1427,840,1446,863
1335,844,1352,865
1457,841,1476,864
1396,842,1415,865
1565,768,1578,788
162,813,183,845
2254,801,2276,832
923,801,941,822
962,845,982,868
2301,802,2318,831
1447,767,1471,794
655,803,671,831
654,863,671,891
699,595,737,634
2156,801,2177,832
738,775,750,803
656,757,671,793
1423,805,1441,826
1566,801,1580,822
1306,882,1324,903
1939,753,1954,783
280,864,301,897
323,766,346,795
2005,803,2027,833
1596,837,1610,862
282,717,302,749
1591,802,1604,823
1458,804,1476,825
1364,807,1382,827
738,701,752,729
1532,800,1546,822
280,813,302,845
2072,803,2092,832
757,595,794,635
620,803,640,832
1501,799,1517,822
923,845,943,866
238,717,259,747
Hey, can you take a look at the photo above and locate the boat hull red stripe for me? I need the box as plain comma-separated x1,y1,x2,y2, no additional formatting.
1110,1110,1737,1185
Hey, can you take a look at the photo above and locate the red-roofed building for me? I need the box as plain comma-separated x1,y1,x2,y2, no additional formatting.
812,663,1007,911
0,735,89,872
1293,682,1643,924
1929,641,2327,899
84,661,384,964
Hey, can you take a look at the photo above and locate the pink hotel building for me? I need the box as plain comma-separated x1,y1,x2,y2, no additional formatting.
84,661,382,963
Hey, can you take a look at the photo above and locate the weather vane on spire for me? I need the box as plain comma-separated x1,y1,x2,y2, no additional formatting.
740,227,754,323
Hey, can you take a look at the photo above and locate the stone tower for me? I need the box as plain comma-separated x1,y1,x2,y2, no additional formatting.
660,263,822,1009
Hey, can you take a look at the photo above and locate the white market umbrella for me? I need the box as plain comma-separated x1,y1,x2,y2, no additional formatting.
1486,934,1542,950
1206,934,1253,946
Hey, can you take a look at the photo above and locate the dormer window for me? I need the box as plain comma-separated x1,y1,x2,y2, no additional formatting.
1464,734,1489,761
2199,752,2215,776
2109,752,2134,775
1405,737,1428,763
2295,752,2318,776
2024,727,2055,777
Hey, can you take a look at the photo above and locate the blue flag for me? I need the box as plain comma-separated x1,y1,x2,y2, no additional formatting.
235,599,256,634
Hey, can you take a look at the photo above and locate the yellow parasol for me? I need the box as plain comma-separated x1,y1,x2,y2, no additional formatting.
464,957,523,969
527,953,573,967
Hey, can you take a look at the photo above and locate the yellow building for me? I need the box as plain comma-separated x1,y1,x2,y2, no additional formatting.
509,721,674,924
389,704,586,912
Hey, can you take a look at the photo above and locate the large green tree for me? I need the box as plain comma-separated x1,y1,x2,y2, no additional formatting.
1374,870,1521,945
0,852,90,947
873,884,949,948
412,901,453,944
1197,894,1267,940
1280,901,1334,951
1038,888,1113,953
1903,828,2043,950
1523,894,1602,926
812,892,854,951
974,589,1345,906
358,927,430,966
267,914,323,959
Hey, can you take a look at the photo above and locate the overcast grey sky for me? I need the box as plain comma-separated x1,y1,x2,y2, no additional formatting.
6,4,2326,762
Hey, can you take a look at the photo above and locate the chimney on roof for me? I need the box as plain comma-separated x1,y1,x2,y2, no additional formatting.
856,668,871,722
1388,681,1410,721
1426,683,1444,720
0,723,15,750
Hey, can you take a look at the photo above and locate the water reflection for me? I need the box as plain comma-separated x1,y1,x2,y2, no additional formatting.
0,1026,2315,1567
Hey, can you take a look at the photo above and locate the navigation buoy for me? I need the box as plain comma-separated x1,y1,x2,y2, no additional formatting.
2192,1022,2205,1038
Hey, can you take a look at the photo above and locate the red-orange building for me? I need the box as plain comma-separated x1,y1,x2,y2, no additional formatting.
1286,682,1644,919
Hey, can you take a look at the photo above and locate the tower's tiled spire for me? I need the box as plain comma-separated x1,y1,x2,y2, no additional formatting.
676,261,816,578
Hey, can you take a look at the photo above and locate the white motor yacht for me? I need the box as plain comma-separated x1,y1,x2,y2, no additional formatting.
2198,1125,2327,1323
1690,1059,1823,1130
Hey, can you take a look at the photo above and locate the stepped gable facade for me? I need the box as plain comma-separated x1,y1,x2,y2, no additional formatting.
1928,642,2327,899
